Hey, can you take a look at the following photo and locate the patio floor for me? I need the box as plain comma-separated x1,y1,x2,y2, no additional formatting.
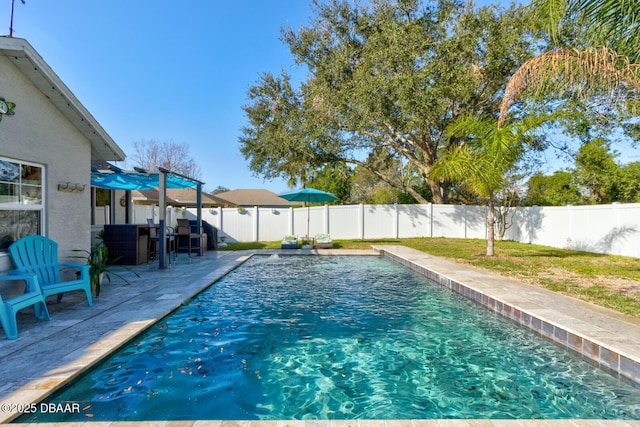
0,246,639,426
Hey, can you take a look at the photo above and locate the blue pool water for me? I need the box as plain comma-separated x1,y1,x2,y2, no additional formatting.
21,255,640,421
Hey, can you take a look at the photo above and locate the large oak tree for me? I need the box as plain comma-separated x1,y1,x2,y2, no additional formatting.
240,0,539,203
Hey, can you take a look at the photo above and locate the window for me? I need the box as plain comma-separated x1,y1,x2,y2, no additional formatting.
0,158,44,252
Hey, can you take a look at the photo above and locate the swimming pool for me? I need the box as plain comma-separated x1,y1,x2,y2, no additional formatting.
20,255,640,421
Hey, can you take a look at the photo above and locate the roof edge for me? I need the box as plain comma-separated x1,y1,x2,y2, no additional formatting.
0,37,126,161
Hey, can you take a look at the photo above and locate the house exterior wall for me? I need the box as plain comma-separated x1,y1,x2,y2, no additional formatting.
0,55,91,271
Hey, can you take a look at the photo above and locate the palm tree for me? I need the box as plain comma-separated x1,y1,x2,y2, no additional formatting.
432,114,553,256
498,0,640,126
469,0,638,255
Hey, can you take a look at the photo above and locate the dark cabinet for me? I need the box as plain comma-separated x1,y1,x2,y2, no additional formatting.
103,225,150,265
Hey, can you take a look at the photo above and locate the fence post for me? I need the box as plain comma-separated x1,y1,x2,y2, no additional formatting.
359,203,365,239
429,203,433,237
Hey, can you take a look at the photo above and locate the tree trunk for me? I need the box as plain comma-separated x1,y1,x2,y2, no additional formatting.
428,179,449,204
486,196,495,256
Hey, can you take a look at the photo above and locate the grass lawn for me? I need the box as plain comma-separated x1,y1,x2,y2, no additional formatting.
219,237,640,317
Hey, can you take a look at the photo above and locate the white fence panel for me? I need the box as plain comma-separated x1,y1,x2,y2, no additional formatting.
218,208,255,242
504,207,530,243
567,204,612,253
328,205,362,239
131,204,150,224
529,206,572,249
397,204,431,238
93,206,111,226
258,207,291,241
432,205,467,238
505,206,547,246
363,204,395,239
566,204,639,256
306,206,327,238
109,202,640,258
292,207,308,238
615,204,640,258
464,205,487,239
201,209,220,230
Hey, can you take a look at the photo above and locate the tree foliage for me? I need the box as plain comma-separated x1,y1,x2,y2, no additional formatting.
240,73,324,189
306,163,353,203
574,138,640,203
525,171,582,206
499,47,640,127
240,0,539,203
524,140,640,205
211,185,230,194
432,112,553,255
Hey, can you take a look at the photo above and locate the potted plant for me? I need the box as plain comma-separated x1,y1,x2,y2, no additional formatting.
300,238,312,249
74,232,139,297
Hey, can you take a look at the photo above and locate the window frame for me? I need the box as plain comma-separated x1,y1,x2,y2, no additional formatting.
0,156,46,253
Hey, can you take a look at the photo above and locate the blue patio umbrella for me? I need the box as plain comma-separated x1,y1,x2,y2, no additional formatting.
278,188,338,238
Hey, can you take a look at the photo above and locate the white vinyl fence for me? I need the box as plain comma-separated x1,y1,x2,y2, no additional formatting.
127,203,640,258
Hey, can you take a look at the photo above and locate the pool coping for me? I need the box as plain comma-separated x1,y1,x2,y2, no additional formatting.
0,247,639,425
373,245,640,388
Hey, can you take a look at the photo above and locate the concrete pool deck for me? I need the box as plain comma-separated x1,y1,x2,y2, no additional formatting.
0,246,639,426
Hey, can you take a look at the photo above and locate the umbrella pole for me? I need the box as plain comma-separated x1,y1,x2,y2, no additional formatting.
307,195,310,239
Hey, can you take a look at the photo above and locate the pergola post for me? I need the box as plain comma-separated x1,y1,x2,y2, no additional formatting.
196,183,203,255
158,169,167,269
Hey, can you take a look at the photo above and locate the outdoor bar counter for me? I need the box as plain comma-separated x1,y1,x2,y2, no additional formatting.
103,224,150,265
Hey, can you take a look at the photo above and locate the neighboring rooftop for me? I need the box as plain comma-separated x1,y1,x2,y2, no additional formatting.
131,187,234,207
215,189,297,207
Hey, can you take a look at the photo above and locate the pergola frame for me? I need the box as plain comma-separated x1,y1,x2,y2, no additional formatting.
91,166,205,269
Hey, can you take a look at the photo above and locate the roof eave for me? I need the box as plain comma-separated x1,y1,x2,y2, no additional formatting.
0,37,126,161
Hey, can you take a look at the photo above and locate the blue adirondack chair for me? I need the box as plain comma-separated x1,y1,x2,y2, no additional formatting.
0,272,51,339
9,235,93,306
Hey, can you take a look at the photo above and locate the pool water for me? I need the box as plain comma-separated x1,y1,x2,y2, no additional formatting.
22,255,640,421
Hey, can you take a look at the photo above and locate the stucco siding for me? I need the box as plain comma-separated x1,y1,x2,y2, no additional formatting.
0,54,91,269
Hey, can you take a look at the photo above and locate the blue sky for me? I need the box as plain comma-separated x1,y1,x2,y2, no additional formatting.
7,0,314,192
7,1,635,194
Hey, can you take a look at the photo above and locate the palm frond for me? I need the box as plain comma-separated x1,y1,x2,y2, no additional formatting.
530,0,571,43
432,144,496,197
576,0,640,61
499,47,640,126
435,109,559,199
445,114,494,142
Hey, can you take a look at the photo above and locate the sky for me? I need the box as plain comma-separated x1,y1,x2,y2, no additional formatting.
5,1,636,194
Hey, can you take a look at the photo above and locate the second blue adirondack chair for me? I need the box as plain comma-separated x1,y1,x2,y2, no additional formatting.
9,235,93,306
0,273,51,339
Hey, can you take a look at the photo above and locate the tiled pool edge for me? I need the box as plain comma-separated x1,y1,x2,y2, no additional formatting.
2,248,639,426
375,246,640,388
0,253,254,425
